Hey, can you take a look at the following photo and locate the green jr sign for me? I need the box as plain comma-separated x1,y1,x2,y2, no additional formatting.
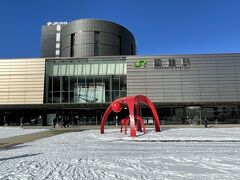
134,60,147,67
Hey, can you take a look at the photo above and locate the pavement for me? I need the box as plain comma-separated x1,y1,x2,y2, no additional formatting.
0,124,240,149
0,126,92,149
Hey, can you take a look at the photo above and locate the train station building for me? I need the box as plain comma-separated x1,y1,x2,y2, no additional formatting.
0,19,240,125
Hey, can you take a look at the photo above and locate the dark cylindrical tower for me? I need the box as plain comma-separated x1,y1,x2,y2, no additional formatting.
60,19,136,57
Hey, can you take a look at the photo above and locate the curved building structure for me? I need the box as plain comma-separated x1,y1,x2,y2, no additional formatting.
1,19,239,126
41,19,136,58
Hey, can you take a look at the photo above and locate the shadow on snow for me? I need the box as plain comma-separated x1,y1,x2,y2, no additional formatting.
0,153,42,161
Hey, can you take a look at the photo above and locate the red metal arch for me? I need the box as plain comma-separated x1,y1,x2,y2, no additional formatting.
100,95,161,137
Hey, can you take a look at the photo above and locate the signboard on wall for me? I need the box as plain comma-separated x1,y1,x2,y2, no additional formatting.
134,60,147,67
74,83,105,103
154,58,190,69
133,58,190,70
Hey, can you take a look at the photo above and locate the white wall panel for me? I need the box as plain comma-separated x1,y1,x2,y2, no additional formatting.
0,58,45,105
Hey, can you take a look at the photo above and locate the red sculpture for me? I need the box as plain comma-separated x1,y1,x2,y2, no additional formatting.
120,117,129,134
100,95,161,137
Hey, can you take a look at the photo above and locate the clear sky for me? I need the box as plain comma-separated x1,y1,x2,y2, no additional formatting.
0,0,240,58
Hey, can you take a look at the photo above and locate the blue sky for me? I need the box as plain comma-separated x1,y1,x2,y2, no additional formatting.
0,0,240,58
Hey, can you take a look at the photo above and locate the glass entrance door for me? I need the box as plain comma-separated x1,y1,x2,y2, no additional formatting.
185,106,202,125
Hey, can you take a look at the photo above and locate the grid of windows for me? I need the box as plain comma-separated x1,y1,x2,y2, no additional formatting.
45,57,127,103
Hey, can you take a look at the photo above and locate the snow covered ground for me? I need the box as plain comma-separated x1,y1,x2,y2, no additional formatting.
0,128,240,179
0,127,48,139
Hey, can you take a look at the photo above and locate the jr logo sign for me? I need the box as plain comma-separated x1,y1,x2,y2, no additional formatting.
134,60,147,67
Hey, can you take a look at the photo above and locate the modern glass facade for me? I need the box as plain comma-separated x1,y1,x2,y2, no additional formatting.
0,55,240,126
45,57,127,104
141,105,240,125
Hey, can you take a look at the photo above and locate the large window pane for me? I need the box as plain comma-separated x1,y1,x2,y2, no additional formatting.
53,92,60,103
70,92,74,103
73,76,105,103
112,90,119,101
112,75,120,91
120,90,126,97
119,75,126,97
63,76,69,91
70,76,77,92
53,77,60,91
103,76,110,90
105,90,110,102
48,77,52,92
86,76,94,85
48,92,53,103
94,32,100,56
62,92,69,103
120,75,126,91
